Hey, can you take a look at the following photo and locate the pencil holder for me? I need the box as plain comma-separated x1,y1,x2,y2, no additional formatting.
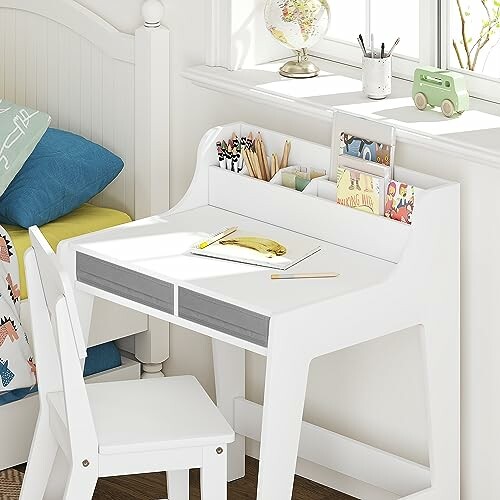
362,54,392,100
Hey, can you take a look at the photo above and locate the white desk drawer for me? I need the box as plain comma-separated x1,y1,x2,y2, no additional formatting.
178,287,270,347
76,253,175,315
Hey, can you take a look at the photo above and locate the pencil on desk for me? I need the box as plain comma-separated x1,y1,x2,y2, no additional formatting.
197,226,238,249
271,272,340,280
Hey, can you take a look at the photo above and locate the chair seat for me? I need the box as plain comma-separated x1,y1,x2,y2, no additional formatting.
47,375,234,455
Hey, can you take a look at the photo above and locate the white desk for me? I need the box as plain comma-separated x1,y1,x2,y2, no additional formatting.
59,121,460,500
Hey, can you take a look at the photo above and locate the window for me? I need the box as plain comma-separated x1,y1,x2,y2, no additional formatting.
310,0,500,102
312,0,433,80
443,0,500,99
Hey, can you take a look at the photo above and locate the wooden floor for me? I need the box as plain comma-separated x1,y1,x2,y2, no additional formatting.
90,457,357,499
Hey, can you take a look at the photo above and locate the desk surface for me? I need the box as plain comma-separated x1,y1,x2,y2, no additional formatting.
69,206,395,316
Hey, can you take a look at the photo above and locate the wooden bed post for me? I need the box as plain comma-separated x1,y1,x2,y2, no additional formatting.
134,0,171,378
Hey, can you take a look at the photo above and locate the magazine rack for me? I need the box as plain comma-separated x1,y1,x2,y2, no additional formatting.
61,120,460,500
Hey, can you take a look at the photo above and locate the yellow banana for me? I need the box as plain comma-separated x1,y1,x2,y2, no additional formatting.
220,237,287,257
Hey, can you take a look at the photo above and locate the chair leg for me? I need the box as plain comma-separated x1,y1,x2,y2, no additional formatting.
200,445,228,500
62,466,98,500
20,413,58,500
166,469,189,500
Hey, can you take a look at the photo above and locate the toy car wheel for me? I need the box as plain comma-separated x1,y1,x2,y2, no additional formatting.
414,92,428,110
442,99,455,118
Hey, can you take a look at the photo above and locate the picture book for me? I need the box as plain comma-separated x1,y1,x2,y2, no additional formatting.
340,132,392,167
384,181,416,225
336,166,385,216
191,229,321,270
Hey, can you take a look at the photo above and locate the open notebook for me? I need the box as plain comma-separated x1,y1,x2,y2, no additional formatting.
191,229,321,270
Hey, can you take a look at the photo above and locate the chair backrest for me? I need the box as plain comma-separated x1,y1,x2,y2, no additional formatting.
25,226,98,461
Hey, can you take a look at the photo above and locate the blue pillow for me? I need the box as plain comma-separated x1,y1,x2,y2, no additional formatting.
0,128,124,228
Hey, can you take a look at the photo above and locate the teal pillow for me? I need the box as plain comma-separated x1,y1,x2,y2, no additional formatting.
0,100,51,197
0,128,124,228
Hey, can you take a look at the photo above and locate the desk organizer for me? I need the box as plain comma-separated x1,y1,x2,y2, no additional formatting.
166,119,460,499
182,121,453,264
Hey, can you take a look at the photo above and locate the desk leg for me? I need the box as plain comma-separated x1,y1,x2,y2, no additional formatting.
212,339,246,482
257,349,310,500
74,289,94,347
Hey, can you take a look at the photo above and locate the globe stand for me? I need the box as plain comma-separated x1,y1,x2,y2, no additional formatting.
279,49,320,79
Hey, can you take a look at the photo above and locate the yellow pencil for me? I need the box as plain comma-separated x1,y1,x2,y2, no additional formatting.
198,227,238,249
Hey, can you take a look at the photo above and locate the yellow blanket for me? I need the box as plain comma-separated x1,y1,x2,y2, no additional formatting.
4,204,131,300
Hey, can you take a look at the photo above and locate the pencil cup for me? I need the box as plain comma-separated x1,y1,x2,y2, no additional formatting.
362,54,391,100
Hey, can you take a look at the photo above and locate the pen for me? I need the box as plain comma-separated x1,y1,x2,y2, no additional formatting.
271,272,340,280
371,34,374,58
381,42,385,59
198,227,238,249
387,37,400,57
358,34,368,57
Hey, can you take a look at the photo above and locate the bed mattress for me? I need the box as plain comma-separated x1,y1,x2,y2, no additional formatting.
4,203,131,300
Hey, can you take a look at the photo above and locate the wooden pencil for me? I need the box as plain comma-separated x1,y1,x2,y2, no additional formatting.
258,133,270,181
252,150,264,180
280,140,291,169
256,139,269,181
242,149,257,178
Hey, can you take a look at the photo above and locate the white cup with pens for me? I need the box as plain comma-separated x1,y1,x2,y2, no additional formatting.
358,34,399,100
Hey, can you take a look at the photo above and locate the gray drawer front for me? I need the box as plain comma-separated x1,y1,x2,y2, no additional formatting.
178,287,270,347
76,253,174,314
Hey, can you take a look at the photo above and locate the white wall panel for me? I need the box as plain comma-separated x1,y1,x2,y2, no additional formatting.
0,6,136,217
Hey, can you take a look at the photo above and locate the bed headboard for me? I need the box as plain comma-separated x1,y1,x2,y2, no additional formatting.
0,0,170,219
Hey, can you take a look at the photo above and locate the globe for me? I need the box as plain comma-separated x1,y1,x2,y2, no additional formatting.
264,0,331,52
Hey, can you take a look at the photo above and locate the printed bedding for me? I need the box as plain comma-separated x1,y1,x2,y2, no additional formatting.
0,227,36,394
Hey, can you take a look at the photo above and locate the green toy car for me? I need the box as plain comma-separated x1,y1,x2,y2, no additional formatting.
412,66,469,118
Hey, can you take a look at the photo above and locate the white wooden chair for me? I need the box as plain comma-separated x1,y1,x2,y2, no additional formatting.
20,226,234,500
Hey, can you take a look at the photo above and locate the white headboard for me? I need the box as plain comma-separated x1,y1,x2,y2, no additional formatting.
0,0,170,219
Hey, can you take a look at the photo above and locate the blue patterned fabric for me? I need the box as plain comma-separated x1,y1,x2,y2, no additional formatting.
0,128,124,228
0,341,122,406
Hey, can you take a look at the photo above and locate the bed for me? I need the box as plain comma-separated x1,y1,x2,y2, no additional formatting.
0,0,170,470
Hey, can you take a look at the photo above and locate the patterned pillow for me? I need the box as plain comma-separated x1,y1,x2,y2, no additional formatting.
0,100,51,197
0,230,36,392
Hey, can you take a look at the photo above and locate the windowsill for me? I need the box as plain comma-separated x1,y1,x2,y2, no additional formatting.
183,57,500,165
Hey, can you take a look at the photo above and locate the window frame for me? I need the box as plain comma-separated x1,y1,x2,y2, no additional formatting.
439,0,500,102
310,0,438,80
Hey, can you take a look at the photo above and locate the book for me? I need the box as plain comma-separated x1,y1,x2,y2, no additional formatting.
191,229,321,270
336,166,385,216
384,181,416,225
340,132,393,168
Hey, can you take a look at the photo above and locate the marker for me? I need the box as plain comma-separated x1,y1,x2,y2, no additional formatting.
358,34,368,57
387,37,400,57
381,42,385,59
